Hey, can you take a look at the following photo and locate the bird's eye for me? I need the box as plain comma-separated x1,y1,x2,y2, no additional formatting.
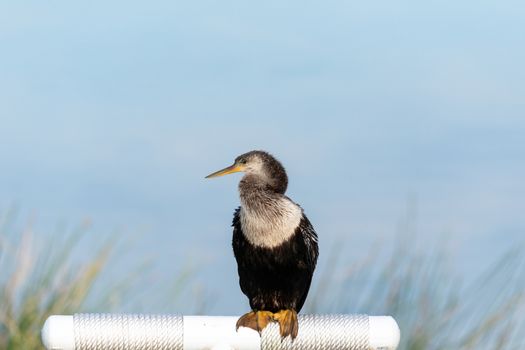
240,159,247,164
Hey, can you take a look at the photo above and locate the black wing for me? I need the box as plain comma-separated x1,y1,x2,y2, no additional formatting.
294,213,319,311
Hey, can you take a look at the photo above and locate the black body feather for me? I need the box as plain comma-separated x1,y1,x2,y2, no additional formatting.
232,207,319,312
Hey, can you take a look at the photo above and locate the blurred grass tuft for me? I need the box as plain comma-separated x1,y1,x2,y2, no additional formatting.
307,224,525,349
0,208,123,350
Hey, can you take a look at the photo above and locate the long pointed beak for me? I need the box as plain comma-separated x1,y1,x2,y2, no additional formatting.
205,164,244,178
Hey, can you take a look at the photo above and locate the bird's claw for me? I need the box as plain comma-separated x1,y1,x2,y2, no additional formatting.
274,309,299,339
236,310,274,334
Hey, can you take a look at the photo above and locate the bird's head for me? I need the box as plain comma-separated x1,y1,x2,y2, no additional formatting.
205,150,288,193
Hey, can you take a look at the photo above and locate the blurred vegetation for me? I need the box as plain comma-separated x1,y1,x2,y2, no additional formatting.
0,206,200,350
307,206,525,350
0,208,136,350
1,204,524,350
308,241,525,349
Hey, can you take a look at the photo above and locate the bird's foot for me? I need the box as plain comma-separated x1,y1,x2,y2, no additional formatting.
273,309,299,339
236,310,274,334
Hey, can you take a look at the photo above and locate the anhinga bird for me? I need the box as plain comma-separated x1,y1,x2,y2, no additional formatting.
206,150,319,339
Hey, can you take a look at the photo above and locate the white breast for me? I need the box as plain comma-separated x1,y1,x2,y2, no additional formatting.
239,197,303,248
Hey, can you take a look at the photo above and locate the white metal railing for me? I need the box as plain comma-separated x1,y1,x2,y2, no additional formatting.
42,313,400,350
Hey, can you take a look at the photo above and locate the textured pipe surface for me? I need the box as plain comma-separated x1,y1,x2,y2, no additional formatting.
70,313,372,350
262,314,369,350
73,314,183,350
